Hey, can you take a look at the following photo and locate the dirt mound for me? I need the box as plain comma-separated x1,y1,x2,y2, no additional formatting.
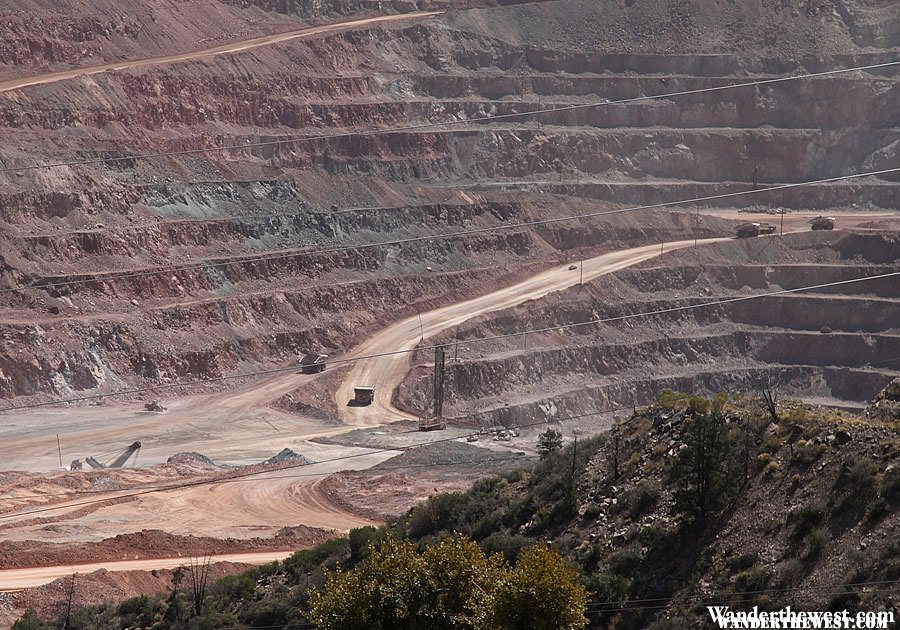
5,561,254,627
0,527,331,570
166,452,216,466
867,376,900,423
264,448,314,465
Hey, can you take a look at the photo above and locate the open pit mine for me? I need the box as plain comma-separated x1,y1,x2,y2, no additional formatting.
0,0,898,626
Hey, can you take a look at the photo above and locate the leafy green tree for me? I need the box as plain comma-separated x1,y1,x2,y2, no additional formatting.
671,410,738,522
537,428,564,459
309,535,587,630
422,535,507,628
489,544,589,630
308,534,429,630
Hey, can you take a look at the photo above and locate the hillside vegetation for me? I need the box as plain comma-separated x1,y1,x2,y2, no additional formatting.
14,385,899,629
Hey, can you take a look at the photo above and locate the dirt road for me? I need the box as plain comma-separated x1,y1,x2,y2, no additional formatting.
0,12,441,94
0,551,294,591
336,237,730,425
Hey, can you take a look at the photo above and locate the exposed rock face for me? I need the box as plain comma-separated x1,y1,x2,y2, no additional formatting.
0,0,896,409
867,376,900,423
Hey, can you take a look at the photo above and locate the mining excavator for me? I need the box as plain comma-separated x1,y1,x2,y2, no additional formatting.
70,441,142,470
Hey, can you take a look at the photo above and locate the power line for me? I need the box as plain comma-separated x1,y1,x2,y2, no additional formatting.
0,387,791,508
5,347,900,511
1,60,897,176
1,268,896,415
203,579,900,630
4,166,899,297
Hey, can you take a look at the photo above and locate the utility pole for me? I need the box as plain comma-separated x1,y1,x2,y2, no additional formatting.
417,310,424,342
660,241,664,257
63,573,77,630
694,206,699,247
454,326,460,362
610,424,620,480
580,259,584,285
56,434,63,468
433,346,446,420
570,435,578,481
780,209,785,236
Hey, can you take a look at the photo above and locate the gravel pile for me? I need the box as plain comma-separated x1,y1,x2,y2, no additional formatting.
264,448,314,466
376,441,527,469
166,452,216,466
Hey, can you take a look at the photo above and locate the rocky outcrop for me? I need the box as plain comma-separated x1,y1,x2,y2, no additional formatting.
867,376,900,423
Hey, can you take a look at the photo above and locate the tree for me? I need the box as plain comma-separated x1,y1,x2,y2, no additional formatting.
307,534,431,630
671,410,738,523
536,428,563,459
11,610,50,630
308,535,588,630
489,544,589,630
422,535,507,628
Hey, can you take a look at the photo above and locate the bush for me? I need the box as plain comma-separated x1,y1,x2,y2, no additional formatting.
283,538,350,583
794,441,825,466
408,492,466,538
828,591,860,613
348,526,378,562
880,467,900,501
213,573,256,603
628,480,660,519
638,523,676,552
847,458,878,492
729,552,758,573
777,558,803,587
734,567,770,594
480,532,532,563
867,496,887,521
584,572,629,620
790,501,825,538
11,610,50,630
805,528,828,560
607,545,642,575
582,503,601,522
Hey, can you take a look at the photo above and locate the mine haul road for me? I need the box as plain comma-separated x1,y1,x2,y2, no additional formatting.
0,12,442,94
336,237,730,425
0,236,729,590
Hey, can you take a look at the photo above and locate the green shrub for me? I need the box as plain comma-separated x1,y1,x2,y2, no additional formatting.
348,526,378,562
805,528,828,560
867,496,888,521
628,480,660,519
408,492,466,538
847,458,878,492
607,545,642,574
777,558,803,587
828,591,860,612
794,441,825,466
790,501,825,538
213,573,256,602
283,537,350,582
582,503,601,522
880,467,900,501
584,572,629,614
734,567,770,594
11,610,51,630
480,532,532,563
729,552,758,573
